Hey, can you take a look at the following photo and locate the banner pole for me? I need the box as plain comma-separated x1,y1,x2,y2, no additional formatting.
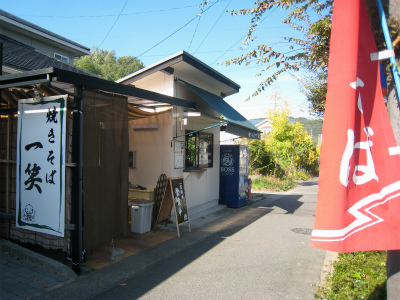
375,0,400,101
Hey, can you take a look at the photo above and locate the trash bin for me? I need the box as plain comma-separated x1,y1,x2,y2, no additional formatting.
130,199,154,234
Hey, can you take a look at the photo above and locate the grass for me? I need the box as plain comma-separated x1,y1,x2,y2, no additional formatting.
315,251,387,300
250,168,316,192
250,174,296,192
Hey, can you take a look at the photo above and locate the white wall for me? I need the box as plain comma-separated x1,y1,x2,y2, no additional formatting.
128,106,222,218
176,113,221,213
128,110,173,190
128,71,225,219
220,131,240,145
173,79,222,217
132,72,175,96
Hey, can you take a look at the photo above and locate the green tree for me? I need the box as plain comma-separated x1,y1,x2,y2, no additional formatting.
248,107,319,178
224,1,399,115
75,46,145,81
248,138,277,176
293,116,323,144
298,73,327,117
265,108,319,176
226,0,332,108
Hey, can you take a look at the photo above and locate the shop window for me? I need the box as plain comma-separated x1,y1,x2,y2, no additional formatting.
185,131,213,168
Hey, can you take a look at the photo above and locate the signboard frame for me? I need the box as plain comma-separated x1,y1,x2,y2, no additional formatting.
154,177,191,237
16,95,67,237
170,177,191,237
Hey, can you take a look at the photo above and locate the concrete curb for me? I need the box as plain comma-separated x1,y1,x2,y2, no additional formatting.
320,250,339,284
0,238,78,279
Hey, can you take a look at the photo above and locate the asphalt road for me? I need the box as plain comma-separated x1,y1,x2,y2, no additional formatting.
88,178,325,300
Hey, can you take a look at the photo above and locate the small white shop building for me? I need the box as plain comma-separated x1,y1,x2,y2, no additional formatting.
118,51,261,220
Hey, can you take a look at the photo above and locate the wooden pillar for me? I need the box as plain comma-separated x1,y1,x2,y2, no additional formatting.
71,86,83,274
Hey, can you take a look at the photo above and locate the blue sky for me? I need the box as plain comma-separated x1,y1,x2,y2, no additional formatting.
2,0,316,120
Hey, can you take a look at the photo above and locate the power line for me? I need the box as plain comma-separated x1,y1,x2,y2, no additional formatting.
137,1,219,59
194,0,231,54
210,35,244,65
143,47,244,58
92,56,116,81
210,6,278,66
136,16,198,59
17,5,201,19
98,0,128,49
91,0,129,81
189,0,221,52
188,3,206,52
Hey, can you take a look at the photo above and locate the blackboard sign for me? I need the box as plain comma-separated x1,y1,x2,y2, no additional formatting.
171,178,189,225
154,177,190,237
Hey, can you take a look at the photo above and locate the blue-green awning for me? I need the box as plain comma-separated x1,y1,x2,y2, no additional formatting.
183,82,261,140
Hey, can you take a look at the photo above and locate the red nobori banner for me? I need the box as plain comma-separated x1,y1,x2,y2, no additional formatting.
311,0,400,252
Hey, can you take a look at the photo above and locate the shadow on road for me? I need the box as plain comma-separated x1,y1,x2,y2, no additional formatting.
296,180,319,187
262,194,305,214
90,206,276,300
90,192,308,299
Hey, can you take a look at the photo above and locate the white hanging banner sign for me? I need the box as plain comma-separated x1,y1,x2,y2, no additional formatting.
16,95,67,237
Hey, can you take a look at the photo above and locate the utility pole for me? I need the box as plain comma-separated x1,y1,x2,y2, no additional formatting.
383,0,400,298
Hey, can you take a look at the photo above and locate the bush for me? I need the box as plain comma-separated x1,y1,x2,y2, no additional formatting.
315,251,387,300
250,174,296,191
248,139,277,176
288,169,312,180
247,109,320,178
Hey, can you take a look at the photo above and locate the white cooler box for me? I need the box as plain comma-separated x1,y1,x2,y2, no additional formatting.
130,199,154,234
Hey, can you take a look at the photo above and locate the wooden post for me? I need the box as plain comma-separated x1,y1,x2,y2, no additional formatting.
71,87,83,274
